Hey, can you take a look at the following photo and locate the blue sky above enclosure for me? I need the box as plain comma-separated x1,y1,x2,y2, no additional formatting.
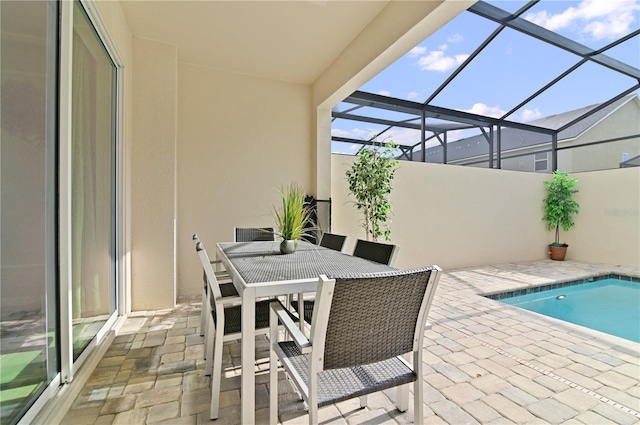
331,0,640,154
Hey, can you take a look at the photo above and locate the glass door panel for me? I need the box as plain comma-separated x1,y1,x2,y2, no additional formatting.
0,1,59,423
71,1,117,360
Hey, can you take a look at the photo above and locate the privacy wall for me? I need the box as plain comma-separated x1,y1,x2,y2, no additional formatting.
331,155,640,271
566,167,639,269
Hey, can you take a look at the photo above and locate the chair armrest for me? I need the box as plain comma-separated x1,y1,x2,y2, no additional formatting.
270,301,311,354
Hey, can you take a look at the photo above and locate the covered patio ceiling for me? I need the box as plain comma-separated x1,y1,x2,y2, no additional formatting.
118,0,390,85
332,0,640,159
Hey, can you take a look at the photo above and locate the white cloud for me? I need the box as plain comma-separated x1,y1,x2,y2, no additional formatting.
416,50,470,72
521,108,542,122
378,90,391,97
525,0,640,40
464,103,506,118
438,43,449,51
332,127,423,149
331,127,371,139
407,91,419,100
447,33,464,44
377,128,422,147
408,46,427,57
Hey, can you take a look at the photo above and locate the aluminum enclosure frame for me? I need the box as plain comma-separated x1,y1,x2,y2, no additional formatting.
332,0,640,171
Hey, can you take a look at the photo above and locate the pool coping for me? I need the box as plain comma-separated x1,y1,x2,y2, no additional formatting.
484,272,640,300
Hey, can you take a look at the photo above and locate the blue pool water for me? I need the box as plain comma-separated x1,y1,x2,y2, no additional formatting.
499,278,640,343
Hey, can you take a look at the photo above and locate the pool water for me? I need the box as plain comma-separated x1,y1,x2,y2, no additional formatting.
499,278,640,343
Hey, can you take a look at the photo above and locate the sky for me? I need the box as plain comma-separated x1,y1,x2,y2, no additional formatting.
331,0,640,154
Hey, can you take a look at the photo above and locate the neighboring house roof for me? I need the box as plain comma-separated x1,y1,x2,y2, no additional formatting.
621,155,640,168
411,95,639,163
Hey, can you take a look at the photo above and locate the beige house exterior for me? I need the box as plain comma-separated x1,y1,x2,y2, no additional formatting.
415,95,640,173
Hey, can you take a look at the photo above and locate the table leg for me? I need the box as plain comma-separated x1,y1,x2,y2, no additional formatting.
241,287,257,424
297,292,305,331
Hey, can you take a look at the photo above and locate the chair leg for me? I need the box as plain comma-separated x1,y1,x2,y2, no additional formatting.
200,287,207,337
396,384,409,412
413,380,423,425
308,373,318,425
395,353,411,412
204,317,215,376
210,327,224,419
269,306,279,425
413,350,424,425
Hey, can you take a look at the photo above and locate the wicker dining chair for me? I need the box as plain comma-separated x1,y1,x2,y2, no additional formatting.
192,233,234,337
269,267,441,425
234,227,275,242
288,232,347,323
352,238,399,266
196,239,292,419
318,232,348,252
291,238,399,325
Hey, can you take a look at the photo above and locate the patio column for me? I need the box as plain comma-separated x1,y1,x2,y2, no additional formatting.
131,38,178,310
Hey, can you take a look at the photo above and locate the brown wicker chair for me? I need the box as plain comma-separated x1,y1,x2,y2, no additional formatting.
292,238,399,325
318,232,348,252
269,267,441,425
234,227,275,242
352,238,399,266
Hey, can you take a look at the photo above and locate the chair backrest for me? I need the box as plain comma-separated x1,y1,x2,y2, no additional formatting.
319,233,347,252
234,227,275,242
310,267,440,371
195,240,222,305
193,233,207,287
352,239,399,266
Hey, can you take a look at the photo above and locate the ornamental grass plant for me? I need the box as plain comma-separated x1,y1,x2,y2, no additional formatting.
273,183,314,241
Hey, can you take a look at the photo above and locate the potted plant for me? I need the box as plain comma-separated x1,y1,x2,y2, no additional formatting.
345,140,399,241
542,171,579,261
272,183,314,254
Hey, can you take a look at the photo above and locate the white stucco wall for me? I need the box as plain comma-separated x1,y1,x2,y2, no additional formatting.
176,64,312,297
564,167,640,269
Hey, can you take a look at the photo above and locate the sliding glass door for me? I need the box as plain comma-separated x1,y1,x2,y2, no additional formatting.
70,1,117,360
1,1,120,422
0,1,59,423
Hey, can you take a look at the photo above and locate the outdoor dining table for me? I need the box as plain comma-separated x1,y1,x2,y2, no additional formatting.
215,240,396,424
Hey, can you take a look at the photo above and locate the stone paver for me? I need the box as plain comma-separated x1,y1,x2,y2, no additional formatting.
61,261,640,424
527,398,578,423
482,393,536,423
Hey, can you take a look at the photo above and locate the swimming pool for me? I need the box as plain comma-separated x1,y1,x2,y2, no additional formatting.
488,275,640,343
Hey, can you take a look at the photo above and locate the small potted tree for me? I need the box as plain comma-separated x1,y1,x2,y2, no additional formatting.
542,171,579,261
273,183,314,254
346,140,399,241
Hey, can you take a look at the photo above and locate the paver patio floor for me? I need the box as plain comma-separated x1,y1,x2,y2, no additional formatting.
62,260,640,424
